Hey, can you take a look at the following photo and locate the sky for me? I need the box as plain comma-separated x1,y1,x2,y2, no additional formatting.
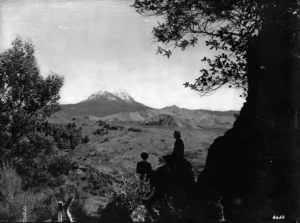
0,0,245,110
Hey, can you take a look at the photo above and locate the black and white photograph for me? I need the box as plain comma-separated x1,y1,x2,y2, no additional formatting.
0,0,299,222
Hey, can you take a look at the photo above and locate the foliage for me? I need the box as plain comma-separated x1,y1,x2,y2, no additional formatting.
0,37,64,155
0,162,40,222
0,37,63,157
133,0,300,97
82,135,90,143
104,176,183,222
75,164,115,196
110,176,153,215
0,37,70,189
11,131,74,189
33,183,88,222
0,162,91,222
51,123,83,150
36,121,85,150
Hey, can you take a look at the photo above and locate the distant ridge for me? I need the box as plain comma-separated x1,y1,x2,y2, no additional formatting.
100,105,239,129
195,109,239,117
59,90,151,117
162,105,238,117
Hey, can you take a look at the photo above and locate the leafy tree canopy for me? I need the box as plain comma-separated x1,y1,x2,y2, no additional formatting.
133,0,299,97
0,37,64,155
0,37,67,188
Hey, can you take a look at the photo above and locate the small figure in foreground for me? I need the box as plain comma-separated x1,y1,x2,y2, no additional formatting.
136,152,152,181
172,130,185,161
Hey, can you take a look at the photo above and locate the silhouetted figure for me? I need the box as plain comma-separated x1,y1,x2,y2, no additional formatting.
145,155,175,207
136,152,152,181
172,130,184,161
145,155,195,209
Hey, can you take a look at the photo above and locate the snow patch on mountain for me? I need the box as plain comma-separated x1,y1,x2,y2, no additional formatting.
86,90,135,103
113,90,134,103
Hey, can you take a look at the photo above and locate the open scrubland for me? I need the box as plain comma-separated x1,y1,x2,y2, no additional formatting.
46,111,233,216
0,95,236,221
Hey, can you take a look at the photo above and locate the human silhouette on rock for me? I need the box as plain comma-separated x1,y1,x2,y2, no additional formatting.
172,130,185,161
145,155,175,207
145,154,195,209
136,152,152,181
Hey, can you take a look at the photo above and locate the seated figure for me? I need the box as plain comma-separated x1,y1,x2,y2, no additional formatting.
145,155,195,209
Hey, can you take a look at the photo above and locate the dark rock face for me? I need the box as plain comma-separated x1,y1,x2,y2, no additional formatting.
196,6,300,222
197,105,300,221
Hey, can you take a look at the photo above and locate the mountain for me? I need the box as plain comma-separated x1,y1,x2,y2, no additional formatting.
59,90,151,117
100,106,239,129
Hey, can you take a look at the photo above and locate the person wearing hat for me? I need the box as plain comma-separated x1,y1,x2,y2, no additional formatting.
136,152,152,181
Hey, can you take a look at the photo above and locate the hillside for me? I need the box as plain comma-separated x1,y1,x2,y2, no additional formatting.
47,112,233,215
48,113,231,182
50,99,239,216
99,105,238,129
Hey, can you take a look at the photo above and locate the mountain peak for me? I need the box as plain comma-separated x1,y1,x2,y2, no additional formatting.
60,90,150,117
86,90,135,103
87,91,117,101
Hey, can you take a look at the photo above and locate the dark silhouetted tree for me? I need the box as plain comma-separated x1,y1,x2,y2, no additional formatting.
134,0,300,220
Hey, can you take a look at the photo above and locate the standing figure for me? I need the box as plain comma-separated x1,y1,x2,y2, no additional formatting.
136,152,152,181
172,130,185,161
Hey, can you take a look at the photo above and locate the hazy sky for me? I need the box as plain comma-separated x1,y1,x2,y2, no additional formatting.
0,0,245,110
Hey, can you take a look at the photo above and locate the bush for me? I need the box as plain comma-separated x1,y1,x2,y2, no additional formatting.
82,135,89,143
0,162,91,222
51,123,83,150
128,127,143,132
99,176,153,222
109,176,153,214
10,132,72,189
0,162,39,222
103,176,183,222
48,156,73,177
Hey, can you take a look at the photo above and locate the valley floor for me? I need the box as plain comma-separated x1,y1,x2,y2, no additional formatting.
48,113,231,216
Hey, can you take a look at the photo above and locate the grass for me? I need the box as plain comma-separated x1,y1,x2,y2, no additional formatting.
0,162,40,221
46,114,231,217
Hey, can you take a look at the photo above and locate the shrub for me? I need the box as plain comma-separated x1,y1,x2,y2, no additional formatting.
32,183,88,222
109,126,118,130
94,128,108,136
109,176,153,215
48,156,73,177
0,162,38,222
51,123,83,150
128,127,142,132
103,176,184,222
82,135,89,143
99,176,153,222
9,132,74,189
97,120,106,126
